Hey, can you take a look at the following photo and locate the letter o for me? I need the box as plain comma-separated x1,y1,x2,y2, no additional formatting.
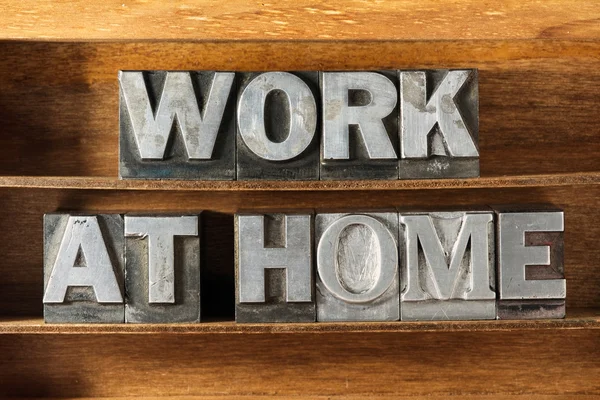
238,72,317,161
317,215,398,304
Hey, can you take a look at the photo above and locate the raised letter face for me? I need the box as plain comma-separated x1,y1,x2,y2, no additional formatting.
320,72,399,180
399,211,495,321
496,208,566,319
399,70,479,179
119,71,236,179
235,213,315,322
124,215,201,323
43,214,124,323
236,72,320,180
315,212,399,321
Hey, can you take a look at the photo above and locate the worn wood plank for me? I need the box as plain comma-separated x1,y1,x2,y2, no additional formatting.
0,41,598,178
1,330,599,397
1,309,598,334
1,0,600,41
16,397,600,400
0,173,598,191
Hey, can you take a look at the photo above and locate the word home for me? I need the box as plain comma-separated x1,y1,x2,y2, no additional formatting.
119,70,479,181
235,207,565,323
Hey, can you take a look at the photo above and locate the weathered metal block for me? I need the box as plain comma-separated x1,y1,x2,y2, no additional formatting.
236,72,320,180
235,212,315,322
124,215,201,323
320,72,399,180
497,299,566,319
399,210,496,321
43,214,125,323
315,211,399,321
495,206,566,319
399,69,479,179
119,71,236,180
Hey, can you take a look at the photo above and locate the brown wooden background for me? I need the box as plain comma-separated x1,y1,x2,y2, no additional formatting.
0,1,598,398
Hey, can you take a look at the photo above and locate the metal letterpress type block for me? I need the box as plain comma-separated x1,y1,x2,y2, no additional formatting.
43,214,125,323
399,210,496,321
237,72,320,180
315,211,399,321
494,206,566,319
119,71,236,180
399,69,479,179
124,215,201,323
235,213,315,322
320,72,399,180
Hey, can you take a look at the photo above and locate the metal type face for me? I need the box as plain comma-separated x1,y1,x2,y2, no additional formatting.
399,70,479,179
43,214,124,323
238,72,317,161
497,211,565,300
236,72,320,180
315,212,399,321
496,210,565,319
235,213,315,322
399,211,495,321
320,72,399,180
124,215,200,323
119,71,236,179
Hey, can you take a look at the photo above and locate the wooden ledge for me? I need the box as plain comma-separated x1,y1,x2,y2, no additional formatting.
0,172,598,192
13,397,600,400
1,308,598,335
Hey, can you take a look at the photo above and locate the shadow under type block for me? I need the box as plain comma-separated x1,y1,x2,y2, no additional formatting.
494,206,566,319
236,72,320,180
43,214,125,323
124,215,201,323
119,71,237,180
315,211,400,321
399,209,496,321
235,212,316,322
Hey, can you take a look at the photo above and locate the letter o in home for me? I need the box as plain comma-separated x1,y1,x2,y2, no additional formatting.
317,215,398,304
238,72,317,161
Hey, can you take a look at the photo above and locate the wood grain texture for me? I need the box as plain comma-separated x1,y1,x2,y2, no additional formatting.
1,0,600,41
16,397,600,400
1,309,598,334
0,7,599,396
1,185,599,317
1,330,599,397
0,172,598,191
0,41,598,178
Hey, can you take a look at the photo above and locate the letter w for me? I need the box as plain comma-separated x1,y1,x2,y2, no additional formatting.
119,71,234,160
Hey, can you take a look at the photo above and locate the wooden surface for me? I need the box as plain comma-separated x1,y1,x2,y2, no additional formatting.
0,41,599,178
1,309,598,334
16,397,600,400
2,330,599,397
1,0,600,41
0,1,599,397
0,172,597,191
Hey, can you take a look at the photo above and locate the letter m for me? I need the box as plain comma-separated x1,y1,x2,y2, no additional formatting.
400,213,494,301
